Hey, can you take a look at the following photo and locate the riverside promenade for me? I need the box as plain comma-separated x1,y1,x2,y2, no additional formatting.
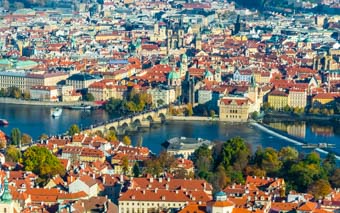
0,97,100,107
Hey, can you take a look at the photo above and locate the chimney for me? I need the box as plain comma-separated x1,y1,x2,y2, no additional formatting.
159,178,162,183
154,188,158,193
167,177,170,182
150,177,153,183
165,184,169,190
103,176,106,184
92,173,95,179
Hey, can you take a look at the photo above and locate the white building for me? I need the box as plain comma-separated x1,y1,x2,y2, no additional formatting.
30,86,59,101
148,86,176,106
69,175,98,198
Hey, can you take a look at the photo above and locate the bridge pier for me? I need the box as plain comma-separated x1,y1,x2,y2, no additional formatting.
152,117,162,124
140,120,150,128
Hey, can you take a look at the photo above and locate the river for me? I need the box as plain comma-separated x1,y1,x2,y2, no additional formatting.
0,104,339,158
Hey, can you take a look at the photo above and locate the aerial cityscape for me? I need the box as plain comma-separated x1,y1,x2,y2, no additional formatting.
0,0,339,212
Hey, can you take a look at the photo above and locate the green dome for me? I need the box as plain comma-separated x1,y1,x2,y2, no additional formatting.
204,69,213,78
168,69,180,80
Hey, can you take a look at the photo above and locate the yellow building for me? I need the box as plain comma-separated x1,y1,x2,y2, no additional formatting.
268,90,289,110
79,148,105,163
312,93,337,106
219,97,251,122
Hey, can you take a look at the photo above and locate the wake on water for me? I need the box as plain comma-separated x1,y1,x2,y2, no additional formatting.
250,122,340,161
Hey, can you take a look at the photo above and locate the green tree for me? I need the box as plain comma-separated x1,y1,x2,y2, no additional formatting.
10,128,21,146
68,124,80,136
220,137,250,171
21,133,32,145
209,110,216,118
0,88,6,97
192,144,213,179
308,179,332,200
133,162,140,177
5,146,21,163
83,93,95,101
259,147,282,175
122,135,131,146
105,98,123,114
23,146,65,180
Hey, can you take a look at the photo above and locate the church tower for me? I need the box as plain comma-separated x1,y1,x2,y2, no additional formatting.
195,33,202,50
154,21,159,35
0,175,20,213
180,53,188,77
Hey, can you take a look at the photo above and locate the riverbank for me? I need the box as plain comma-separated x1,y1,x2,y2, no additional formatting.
0,97,100,107
264,112,340,123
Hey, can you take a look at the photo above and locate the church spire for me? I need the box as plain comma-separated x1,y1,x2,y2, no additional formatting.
1,176,12,203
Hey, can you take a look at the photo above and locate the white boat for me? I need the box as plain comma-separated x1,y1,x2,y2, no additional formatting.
51,108,63,117
69,104,92,110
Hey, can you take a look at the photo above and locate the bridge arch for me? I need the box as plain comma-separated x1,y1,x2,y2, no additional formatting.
158,112,166,122
131,118,142,128
117,122,129,135
146,115,154,122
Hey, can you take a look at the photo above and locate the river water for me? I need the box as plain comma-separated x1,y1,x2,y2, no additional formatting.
0,104,339,158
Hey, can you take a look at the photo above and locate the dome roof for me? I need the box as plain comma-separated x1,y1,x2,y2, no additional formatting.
168,69,180,80
204,69,213,78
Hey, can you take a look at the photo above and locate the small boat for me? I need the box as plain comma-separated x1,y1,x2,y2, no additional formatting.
51,108,63,117
69,104,92,110
0,119,8,125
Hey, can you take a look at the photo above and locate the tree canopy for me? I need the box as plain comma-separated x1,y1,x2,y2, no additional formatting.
68,124,80,136
23,146,65,181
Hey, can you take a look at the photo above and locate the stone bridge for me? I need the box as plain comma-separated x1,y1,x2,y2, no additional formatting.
83,107,168,135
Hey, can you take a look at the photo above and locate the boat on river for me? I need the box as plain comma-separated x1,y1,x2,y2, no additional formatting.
0,119,8,125
51,108,63,117
69,104,92,110
301,143,336,149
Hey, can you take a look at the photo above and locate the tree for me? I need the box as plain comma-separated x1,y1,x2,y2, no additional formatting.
105,98,123,114
122,135,131,146
279,147,298,162
186,104,193,116
22,90,30,100
83,93,95,101
94,130,104,137
0,88,6,97
133,162,140,177
308,179,332,200
330,169,340,188
121,156,129,175
105,130,117,142
209,110,216,118
68,124,80,136
261,148,282,175
219,137,250,171
10,128,21,146
39,133,49,141
23,146,65,180
5,146,21,163
7,87,21,99
21,133,32,145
